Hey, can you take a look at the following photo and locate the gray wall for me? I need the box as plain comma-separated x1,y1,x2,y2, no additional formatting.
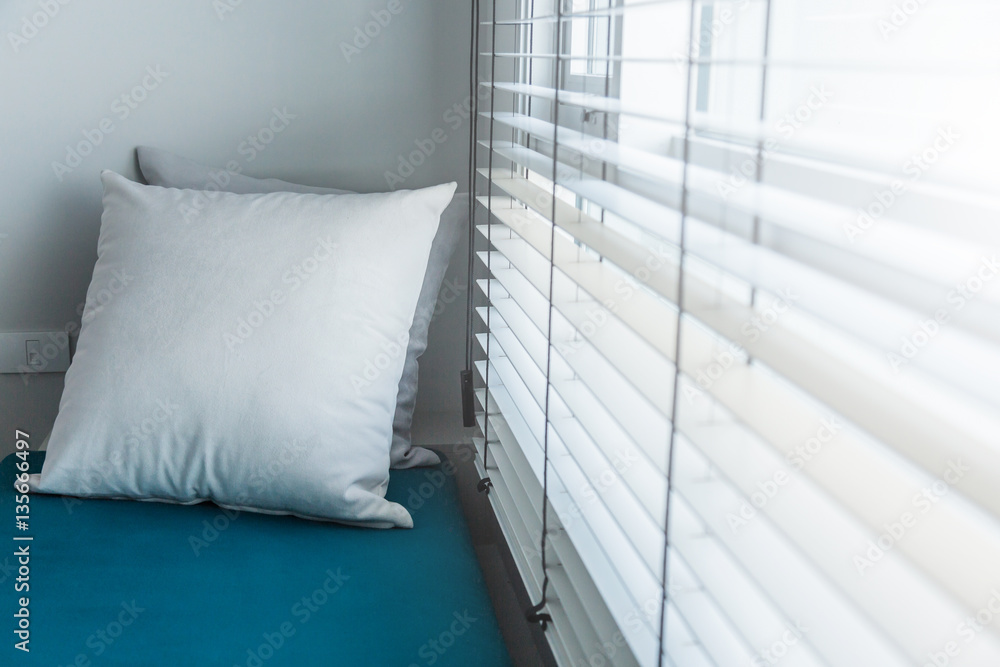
0,0,473,458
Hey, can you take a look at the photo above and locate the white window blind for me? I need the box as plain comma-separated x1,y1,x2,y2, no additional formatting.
467,1,1000,666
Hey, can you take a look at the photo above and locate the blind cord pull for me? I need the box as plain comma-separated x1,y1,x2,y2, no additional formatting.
526,605,552,631
526,576,552,630
461,0,481,430
461,369,476,428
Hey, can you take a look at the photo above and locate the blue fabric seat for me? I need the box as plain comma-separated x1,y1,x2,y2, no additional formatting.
2,452,511,666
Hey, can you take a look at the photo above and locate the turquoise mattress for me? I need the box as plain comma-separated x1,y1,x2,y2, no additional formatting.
1,451,511,666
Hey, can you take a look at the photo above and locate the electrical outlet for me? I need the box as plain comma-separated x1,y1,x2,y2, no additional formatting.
0,332,72,374
25,340,43,369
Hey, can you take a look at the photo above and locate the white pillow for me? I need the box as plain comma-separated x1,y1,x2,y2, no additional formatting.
29,171,457,528
135,145,356,197
136,146,466,470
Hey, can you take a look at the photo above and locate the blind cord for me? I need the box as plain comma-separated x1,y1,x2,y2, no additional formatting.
477,0,502,493
656,1,698,663
526,0,564,634
464,0,480,373
462,0,482,430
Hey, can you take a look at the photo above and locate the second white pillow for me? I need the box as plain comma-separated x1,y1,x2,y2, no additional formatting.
30,172,457,528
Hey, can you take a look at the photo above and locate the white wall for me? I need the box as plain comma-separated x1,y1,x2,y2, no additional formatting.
0,0,473,456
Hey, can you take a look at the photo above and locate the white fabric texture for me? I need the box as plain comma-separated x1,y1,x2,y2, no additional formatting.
137,146,467,469
29,171,457,528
